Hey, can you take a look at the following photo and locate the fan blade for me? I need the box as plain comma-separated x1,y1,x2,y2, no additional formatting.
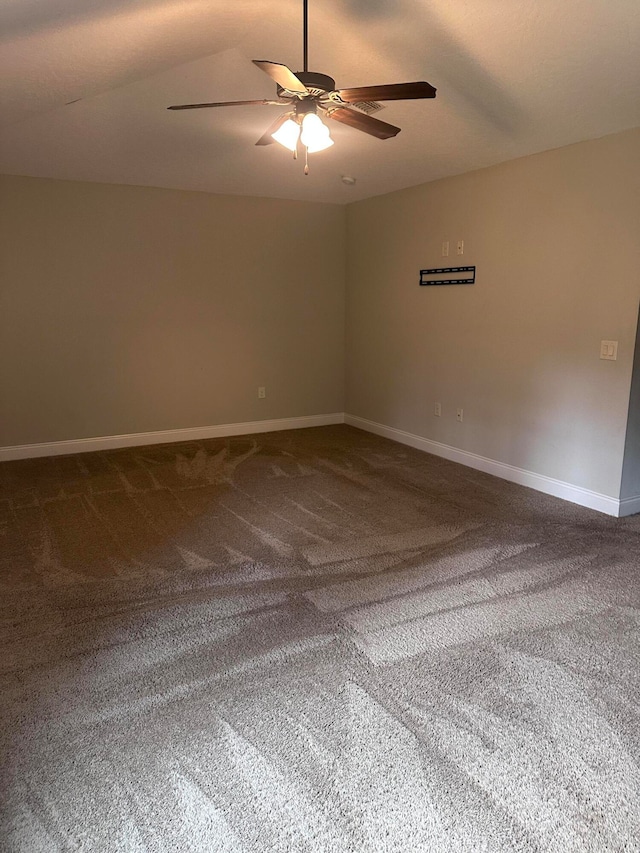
168,99,286,110
252,60,308,95
255,113,291,146
325,107,400,139
332,81,436,103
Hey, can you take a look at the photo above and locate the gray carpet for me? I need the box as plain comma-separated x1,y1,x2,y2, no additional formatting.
1,424,639,852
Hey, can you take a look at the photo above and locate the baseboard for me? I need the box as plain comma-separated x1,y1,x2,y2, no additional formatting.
3,413,634,518
0,413,346,461
345,413,624,517
618,495,640,517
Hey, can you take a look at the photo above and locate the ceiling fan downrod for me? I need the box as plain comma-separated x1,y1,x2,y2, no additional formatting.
303,0,309,73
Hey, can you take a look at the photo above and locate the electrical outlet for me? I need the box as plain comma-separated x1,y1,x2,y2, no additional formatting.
441,241,449,257
457,408,464,422
456,239,464,255
258,386,266,398
434,402,442,417
600,341,618,361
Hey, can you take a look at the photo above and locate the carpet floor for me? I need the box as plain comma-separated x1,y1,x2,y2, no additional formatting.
1,424,639,852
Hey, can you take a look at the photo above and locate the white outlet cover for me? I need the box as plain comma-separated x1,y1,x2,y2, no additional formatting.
600,341,618,360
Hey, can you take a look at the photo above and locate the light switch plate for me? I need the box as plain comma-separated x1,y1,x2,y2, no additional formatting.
600,341,618,361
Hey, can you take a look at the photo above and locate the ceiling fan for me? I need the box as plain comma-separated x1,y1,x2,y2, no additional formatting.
168,0,437,173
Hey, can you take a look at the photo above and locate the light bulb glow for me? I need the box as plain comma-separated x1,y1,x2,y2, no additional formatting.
300,113,322,145
306,135,334,153
300,112,333,153
272,118,300,151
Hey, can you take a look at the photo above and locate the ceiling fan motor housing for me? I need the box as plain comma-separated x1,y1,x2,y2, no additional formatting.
277,71,336,97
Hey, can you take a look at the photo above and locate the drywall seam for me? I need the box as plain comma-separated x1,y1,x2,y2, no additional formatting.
0,413,345,461
345,414,623,517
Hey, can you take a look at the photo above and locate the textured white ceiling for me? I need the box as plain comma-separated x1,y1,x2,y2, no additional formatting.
1,0,639,204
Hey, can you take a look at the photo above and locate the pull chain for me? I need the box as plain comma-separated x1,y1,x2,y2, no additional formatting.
304,146,309,175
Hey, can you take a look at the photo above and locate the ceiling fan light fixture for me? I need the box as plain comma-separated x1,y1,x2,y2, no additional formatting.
272,117,300,151
305,134,334,153
168,0,436,169
300,112,333,152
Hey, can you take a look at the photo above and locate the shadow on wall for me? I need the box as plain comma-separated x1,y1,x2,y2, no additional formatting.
336,0,523,133
621,302,640,500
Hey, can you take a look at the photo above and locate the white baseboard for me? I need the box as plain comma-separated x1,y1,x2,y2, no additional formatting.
618,495,640,517
3,412,634,518
345,413,624,517
0,413,345,462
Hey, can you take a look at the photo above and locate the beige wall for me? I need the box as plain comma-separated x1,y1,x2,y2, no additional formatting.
3,130,639,503
346,128,640,498
0,175,345,446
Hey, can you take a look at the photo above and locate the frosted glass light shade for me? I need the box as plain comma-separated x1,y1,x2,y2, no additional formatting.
300,113,333,153
306,134,334,153
272,118,300,151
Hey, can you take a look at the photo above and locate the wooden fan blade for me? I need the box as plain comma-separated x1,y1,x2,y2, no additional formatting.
255,113,291,145
252,60,308,94
168,99,286,110
325,107,400,139
332,81,436,103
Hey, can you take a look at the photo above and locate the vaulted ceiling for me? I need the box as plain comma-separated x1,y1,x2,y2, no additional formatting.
1,0,639,203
